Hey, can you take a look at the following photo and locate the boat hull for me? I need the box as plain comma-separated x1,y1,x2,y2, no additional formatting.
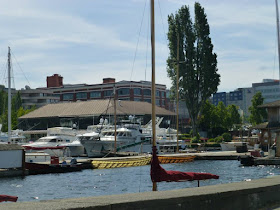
92,156,151,169
157,155,195,164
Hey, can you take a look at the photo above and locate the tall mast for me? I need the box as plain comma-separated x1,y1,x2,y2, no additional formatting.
114,86,117,155
150,0,157,191
275,0,280,156
276,0,280,82
8,47,11,142
176,34,179,153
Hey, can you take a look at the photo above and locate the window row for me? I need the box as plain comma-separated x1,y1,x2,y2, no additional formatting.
62,89,166,100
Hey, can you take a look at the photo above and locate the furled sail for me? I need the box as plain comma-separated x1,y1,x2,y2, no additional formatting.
150,146,219,182
0,195,18,202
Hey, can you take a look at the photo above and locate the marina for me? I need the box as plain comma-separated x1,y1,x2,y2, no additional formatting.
1,0,280,209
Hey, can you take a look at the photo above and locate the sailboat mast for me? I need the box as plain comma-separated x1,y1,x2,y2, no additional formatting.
8,47,11,142
114,86,117,154
150,0,157,191
176,35,179,153
276,0,280,82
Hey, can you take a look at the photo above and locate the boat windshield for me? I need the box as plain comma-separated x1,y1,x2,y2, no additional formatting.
37,138,59,142
80,136,96,141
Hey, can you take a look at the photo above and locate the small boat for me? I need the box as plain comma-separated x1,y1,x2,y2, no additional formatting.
25,161,82,175
92,156,151,169
0,195,18,202
157,155,195,164
23,136,71,157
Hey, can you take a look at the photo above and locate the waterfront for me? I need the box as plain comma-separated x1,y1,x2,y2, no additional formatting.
1,160,280,202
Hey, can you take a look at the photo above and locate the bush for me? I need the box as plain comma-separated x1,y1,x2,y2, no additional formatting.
207,138,215,142
214,136,223,143
222,133,231,142
191,136,201,143
179,133,191,140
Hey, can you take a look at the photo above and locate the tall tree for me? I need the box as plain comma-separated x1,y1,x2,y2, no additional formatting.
167,3,220,137
227,104,241,127
249,92,267,126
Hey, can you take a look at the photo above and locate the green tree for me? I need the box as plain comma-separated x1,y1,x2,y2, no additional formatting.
199,99,215,131
167,3,220,137
249,92,267,125
227,104,241,128
12,91,22,112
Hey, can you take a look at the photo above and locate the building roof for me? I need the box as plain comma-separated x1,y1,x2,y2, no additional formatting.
258,100,280,108
0,144,23,151
19,99,175,119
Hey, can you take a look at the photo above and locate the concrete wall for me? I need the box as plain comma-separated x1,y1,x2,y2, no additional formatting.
1,175,280,210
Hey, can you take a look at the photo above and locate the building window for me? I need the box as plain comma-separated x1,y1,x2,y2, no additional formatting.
144,98,151,103
156,90,160,97
134,98,141,101
156,99,160,106
90,91,101,98
76,92,87,99
162,100,165,106
134,88,141,95
118,88,130,96
104,90,113,97
63,93,73,100
143,89,151,96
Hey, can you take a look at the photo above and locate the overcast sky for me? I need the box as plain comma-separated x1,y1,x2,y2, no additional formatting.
0,0,278,92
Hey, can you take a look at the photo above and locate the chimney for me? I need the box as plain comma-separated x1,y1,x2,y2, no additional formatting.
103,78,115,84
47,74,63,88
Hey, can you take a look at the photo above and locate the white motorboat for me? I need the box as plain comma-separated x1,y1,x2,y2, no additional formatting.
23,136,71,157
81,123,152,157
0,126,27,144
79,131,101,157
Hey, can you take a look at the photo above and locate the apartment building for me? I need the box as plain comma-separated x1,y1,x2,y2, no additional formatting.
39,74,168,109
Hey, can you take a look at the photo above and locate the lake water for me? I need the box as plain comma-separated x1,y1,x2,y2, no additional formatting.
1,160,280,202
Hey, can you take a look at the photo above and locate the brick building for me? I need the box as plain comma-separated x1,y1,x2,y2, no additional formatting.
42,74,168,109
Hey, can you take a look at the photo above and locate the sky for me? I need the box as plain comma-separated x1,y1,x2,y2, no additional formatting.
0,0,278,92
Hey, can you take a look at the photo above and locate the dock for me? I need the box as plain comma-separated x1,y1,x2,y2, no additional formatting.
0,151,254,178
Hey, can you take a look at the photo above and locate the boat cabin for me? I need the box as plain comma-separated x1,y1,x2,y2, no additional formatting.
36,136,70,143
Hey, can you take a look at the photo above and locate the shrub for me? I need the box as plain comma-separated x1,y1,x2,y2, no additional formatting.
191,136,201,143
207,138,215,142
222,133,231,142
179,133,191,140
214,136,223,143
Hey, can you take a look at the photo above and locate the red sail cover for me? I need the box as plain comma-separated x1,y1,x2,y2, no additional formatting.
0,195,18,202
23,146,66,150
150,146,219,182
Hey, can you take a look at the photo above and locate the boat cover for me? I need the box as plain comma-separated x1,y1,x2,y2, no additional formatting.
150,146,219,182
23,146,66,150
0,195,18,202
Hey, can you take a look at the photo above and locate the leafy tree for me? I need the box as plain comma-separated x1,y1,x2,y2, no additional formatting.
12,91,22,112
199,99,215,131
0,89,36,131
249,92,267,125
227,104,241,127
167,3,220,137
199,101,242,137
0,90,7,115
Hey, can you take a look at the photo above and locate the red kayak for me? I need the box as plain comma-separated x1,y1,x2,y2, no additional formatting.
0,195,18,202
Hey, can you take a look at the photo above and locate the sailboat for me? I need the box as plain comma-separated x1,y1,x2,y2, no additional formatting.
149,0,219,190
